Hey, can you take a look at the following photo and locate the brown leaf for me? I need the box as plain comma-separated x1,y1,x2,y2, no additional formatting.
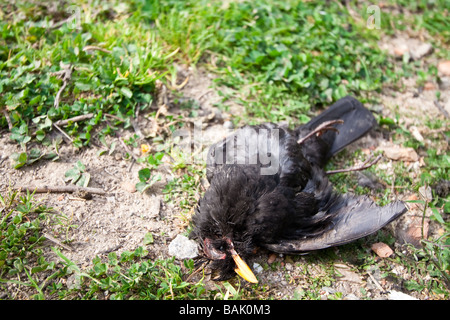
334,264,362,283
378,145,419,162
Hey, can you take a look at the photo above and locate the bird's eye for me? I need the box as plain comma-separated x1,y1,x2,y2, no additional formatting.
203,238,226,260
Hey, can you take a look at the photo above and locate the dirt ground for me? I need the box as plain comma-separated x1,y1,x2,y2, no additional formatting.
0,33,449,300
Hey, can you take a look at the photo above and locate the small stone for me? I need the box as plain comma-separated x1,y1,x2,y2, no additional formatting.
121,181,136,193
253,263,263,273
388,290,418,300
423,82,436,91
144,195,161,218
344,293,360,300
409,126,424,142
223,120,234,129
439,77,450,90
410,42,433,60
393,44,409,57
371,242,394,258
267,253,277,264
438,60,450,76
168,234,199,259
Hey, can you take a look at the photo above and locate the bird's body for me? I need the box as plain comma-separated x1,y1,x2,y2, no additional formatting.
190,96,407,282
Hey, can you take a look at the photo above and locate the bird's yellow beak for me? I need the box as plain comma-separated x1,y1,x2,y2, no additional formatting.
232,253,258,284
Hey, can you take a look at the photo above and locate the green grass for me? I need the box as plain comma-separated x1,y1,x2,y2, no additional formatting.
141,0,390,123
0,0,449,299
378,0,450,44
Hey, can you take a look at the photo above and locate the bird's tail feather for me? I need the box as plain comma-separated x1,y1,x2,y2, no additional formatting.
264,197,407,253
296,96,377,167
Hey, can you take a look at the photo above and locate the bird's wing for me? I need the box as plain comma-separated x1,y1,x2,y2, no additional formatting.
264,197,407,254
296,96,377,167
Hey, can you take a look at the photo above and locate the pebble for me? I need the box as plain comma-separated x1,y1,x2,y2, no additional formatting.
371,242,394,258
437,60,450,89
121,181,136,193
168,234,199,259
253,263,264,273
388,290,418,300
267,253,277,264
343,293,360,300
438,60,450,76
409,126,424,142
223,120,234,129
386,37,432,61
410,42,433,60
144,195,162,218
423,82,436,90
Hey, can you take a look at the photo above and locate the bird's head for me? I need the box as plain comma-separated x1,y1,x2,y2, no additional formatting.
201,236,258,283
190,166,260,283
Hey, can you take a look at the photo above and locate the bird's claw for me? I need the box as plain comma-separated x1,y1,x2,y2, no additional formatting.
297,119,344,145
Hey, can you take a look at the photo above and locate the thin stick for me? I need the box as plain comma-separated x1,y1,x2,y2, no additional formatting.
82,45,112,54
104,113,123,121
326,154,382,175
196,89,214,101
54,113,94,126
47,17,73,30
367,271,386,292
2,110,12,130
52,123,73,142
167,76,189,90
54,64,73,109
18,185,107,195
43,232,73,251
119,137,139,161
434,100,449,119
104,119,139,161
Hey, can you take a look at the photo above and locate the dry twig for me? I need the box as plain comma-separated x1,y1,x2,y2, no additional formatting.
54,113,94,126
326,154,382,175
17,185,107,195
52,123,73,142
54,63,73,109
82,45,112,54
434,99,449,118
2,110,12,130
43,232,73,251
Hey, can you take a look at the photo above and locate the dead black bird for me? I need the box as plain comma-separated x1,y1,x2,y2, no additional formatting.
189,96,407,283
